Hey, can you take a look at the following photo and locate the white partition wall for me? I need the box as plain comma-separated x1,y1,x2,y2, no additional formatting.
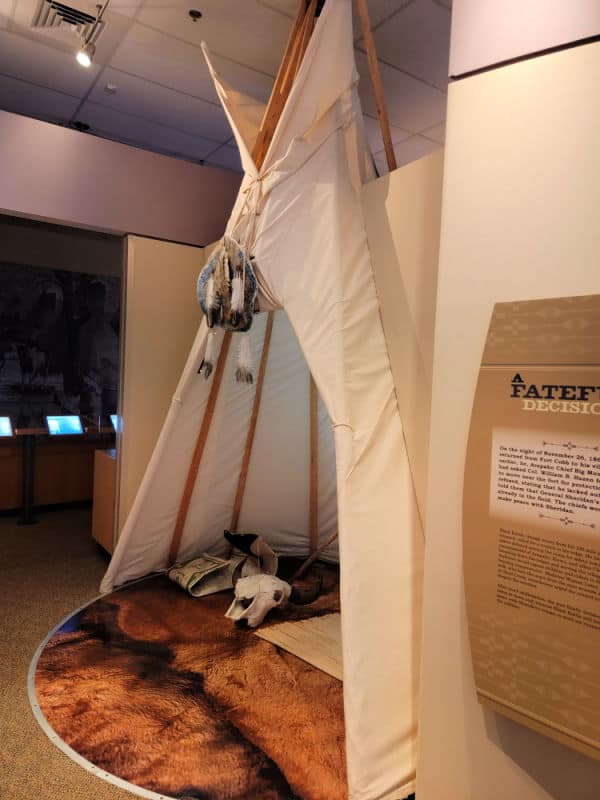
117,236,206,535
418,42,600,800
362,151,443,520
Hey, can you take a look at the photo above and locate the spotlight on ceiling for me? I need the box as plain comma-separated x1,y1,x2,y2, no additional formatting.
74,0,109,68
76,41,95,68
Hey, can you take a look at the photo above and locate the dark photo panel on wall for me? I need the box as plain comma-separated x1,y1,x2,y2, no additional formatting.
0,262,121,430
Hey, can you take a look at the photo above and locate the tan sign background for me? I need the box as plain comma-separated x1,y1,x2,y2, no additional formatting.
464,294,600,760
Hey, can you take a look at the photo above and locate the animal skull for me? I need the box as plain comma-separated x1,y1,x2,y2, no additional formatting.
225,573,291,628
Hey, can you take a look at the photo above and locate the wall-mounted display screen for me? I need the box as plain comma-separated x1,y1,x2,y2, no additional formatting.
46,415,83,436
0,416,13,437
110,414,118,432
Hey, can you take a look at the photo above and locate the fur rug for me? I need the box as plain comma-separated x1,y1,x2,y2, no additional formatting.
35,562,345,800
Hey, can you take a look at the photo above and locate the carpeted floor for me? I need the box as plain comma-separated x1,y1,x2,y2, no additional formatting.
0,506,134,800
1,506,415,800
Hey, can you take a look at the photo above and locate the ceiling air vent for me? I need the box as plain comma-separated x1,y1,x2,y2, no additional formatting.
32,0,105,43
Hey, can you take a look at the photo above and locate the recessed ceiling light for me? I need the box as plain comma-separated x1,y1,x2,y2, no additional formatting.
104,82,118,94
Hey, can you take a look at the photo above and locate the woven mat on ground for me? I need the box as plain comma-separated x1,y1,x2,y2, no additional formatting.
255,613,342,681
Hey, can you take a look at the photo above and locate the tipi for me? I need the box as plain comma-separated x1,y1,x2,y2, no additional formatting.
101,2,424,798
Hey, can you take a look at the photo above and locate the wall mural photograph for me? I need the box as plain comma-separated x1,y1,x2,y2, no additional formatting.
0,262,121,429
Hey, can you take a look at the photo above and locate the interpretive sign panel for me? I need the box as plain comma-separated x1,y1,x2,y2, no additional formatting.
463,294,600,760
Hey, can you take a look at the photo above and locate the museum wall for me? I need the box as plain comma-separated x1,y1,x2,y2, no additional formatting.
450,0,600,77
0,110,240,247
417,41,600,800
362,149,443,521
0,215,122,277
116,235,206,535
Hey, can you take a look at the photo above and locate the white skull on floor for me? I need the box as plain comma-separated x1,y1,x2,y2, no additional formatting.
225,573,292,628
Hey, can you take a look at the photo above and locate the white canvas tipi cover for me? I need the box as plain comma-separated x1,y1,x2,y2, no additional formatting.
102,2,424,798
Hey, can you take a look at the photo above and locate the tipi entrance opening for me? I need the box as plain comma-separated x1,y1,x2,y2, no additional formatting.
164,308,339,570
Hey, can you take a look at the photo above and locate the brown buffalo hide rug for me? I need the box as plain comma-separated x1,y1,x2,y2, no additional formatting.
34,562,345,800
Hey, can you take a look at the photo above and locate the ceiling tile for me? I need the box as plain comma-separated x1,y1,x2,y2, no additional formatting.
258,0,415,40
11,0,140,24
370,0,451,90
362,113,411,155
87,67,231,142
393,133,441,165
0,0,449,173
109,23,274,107
132,1,291,76
0,28,100,97
79,100,218,162
105,0,145,12
374,133,440,173
11,0,136,67
205,144,243,174
0,72,80,122
421,119,445,143
0,0,12,29
109,22,218,101
256,0,295,17
352,0,414,40
355,49,446,133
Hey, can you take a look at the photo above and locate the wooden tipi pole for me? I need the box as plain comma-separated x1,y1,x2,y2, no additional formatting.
278,0,318,105
168,332,232,563
168,0,319,562
309,375,319,553
355,0,397,172
290,530,339,582
252,0,314,168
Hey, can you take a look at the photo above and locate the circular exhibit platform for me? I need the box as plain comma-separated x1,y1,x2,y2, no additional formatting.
29,567,344,800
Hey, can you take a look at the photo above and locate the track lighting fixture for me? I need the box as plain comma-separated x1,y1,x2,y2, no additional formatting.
75,0,109,68
76,41,95,68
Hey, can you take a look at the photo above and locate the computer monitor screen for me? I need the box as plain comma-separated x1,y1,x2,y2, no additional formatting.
110,414,118,432
0,417,13,437
46,415,84,436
